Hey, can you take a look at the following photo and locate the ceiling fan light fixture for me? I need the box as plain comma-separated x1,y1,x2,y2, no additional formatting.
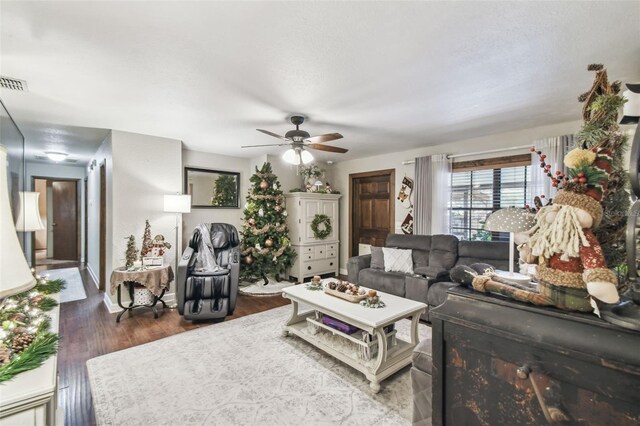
300,149,314,164
282,148,300,165
45,151,68,162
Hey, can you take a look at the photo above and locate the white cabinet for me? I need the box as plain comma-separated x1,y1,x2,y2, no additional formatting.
0,294,60,426
285,193,341,283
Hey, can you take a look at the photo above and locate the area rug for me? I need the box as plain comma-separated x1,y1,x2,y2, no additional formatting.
44,267,86,303
239,277,295,295
87,305,431,425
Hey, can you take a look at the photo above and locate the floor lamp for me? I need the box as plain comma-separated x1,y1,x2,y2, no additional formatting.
163,194,191,308
484,207,536,285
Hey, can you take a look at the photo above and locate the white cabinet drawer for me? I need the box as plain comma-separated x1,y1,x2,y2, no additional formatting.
302,246,314,254
327,250,337,258
327,243,337,251
302,258,337,275
314,245,327,259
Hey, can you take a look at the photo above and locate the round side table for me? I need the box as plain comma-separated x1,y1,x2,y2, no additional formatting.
110,265,174,323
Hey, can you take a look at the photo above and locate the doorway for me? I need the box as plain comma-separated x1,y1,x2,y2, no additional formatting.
31,177,80,266
349,169,395,257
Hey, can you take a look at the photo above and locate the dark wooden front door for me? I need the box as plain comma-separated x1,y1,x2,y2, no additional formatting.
349,169,395,257
52,180,78,260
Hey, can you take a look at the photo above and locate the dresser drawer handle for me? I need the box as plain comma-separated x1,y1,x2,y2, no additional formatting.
307,266,312,271
517,365,569,423
330,262,333,266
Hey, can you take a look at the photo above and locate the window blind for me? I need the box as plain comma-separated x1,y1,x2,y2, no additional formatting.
449,165,531,241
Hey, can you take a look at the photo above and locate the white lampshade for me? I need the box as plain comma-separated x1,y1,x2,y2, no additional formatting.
0,145,36,298
164,194,191,213
15,191,45,232
484,208,535,233
282,148,299,165
300,149,314,164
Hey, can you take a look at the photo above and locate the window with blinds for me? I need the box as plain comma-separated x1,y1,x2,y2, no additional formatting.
449,163,531,241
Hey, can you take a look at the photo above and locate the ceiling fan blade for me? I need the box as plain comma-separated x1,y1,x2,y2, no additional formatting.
304,133,343,144
257,129,289,140
308,144,348,154
241,143,290,148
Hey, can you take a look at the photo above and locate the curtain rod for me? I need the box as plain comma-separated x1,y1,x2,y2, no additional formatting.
402,144,531,165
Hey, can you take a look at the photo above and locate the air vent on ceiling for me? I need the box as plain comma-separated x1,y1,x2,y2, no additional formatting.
0,76,28,91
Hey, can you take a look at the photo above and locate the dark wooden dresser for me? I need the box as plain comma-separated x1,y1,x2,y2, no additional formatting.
430,287,640,425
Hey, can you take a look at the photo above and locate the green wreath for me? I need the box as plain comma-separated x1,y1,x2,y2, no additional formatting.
311,214,332,240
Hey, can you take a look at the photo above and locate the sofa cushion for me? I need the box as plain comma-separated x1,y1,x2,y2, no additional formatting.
428,234,459,269
456,241,512,270
427,281,459,307
412,337,433,374
358,268,407,297
412,249,430,269
386,233,431,251
383,247,413,274
370,246,385,270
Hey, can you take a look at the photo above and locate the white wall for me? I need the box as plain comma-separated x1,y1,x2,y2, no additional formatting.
24,161,88,264
332,120,584,272
86,132,113,284
87,130,183,309
182,149,249,245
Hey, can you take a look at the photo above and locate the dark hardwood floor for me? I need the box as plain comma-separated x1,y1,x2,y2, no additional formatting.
48,263,289,426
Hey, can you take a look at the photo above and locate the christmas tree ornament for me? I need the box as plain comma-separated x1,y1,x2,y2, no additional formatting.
273,183,277,190
259,208,264,217
275,205,281,212
248,218,256,226
260,180,268,189
255,243,262,250
265,238,273,247
245,255,253,265
272,256,277,262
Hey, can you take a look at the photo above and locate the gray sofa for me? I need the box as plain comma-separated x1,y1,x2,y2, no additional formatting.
347,234,511,321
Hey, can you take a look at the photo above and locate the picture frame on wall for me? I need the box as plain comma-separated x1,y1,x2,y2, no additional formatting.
184,167,241,209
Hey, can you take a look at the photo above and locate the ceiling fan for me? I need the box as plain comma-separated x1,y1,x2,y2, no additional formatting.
241,115,347,165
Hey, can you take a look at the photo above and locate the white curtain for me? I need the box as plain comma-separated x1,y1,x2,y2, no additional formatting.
414,154,452,235
529,135,575,202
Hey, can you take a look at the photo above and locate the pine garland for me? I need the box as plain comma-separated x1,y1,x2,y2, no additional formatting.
0,272,64,383
0,333,60,382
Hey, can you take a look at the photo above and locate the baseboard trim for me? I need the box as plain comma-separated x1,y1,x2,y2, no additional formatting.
102,291,177,314
86,264,99,288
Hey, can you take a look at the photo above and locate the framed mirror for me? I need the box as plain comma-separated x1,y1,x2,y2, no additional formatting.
184,167,240,208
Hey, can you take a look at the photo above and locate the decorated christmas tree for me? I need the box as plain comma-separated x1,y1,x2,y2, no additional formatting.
240,162,296,284
140,220,153,258
576,64,630,268
125,235,138,268
212,174,237,207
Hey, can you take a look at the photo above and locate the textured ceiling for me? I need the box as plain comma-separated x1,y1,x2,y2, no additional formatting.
0,1,639,164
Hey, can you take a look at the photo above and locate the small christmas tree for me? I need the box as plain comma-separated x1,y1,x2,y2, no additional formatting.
211,174,238,207
239,162,296,284
576,64,629,268
125,235,138,268
140,219,153,258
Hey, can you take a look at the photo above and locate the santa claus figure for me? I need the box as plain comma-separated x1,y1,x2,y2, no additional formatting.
528,147,619,312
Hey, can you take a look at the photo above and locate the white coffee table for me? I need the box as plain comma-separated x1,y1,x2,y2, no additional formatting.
281,283,426,393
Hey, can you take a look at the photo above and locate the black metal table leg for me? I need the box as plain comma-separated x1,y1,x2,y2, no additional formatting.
115,282,168,323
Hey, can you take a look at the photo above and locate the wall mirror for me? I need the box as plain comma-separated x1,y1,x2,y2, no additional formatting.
184,167,240,208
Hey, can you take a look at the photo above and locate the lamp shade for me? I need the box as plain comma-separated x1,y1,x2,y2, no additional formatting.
164,194,191,213
484,207,536,233
15,191,45,232
0,145,36,298
282,148,299,165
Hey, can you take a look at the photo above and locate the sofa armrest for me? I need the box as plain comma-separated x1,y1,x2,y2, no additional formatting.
347,254,371,284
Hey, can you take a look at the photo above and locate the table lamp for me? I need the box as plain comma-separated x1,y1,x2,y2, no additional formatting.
164,194,191,307
0,145,36,299
484,207,536,284
15,191,45,232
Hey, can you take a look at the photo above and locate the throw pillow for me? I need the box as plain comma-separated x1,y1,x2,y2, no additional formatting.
370,246,385,270
382,247,414,274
